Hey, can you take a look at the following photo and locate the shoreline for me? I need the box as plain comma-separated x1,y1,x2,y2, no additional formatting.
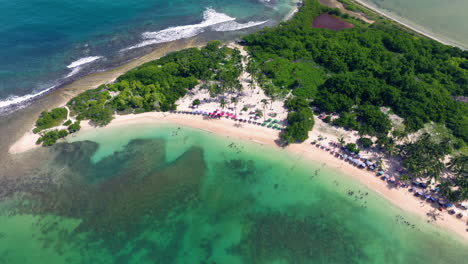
11,112,468,241
3,0,467,244
0,0,302,115
75,113,468,241
350,0,466,50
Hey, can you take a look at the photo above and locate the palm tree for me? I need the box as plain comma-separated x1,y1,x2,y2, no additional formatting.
261,99,269,121
220,98,226,109
231,97,239,115
447,155,467,177
248,79,255,92
338,137,345,147
270,93,278,110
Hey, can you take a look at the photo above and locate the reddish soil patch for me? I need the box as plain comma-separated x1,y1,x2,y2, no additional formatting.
312,13,354,31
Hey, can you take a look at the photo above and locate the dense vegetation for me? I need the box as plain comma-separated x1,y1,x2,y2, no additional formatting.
30,0,467,200
67,41,243,126
398,133,448,180
67,121,81,133
242,0,467,142
281,97,315,143
398,133,467,202
242,0,467,201
36,130,69,146
33,107,68,133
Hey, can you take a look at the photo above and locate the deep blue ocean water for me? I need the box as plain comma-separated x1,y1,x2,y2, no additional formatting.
0,0,294,112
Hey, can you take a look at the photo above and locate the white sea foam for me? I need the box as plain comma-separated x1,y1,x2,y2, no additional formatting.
0,9,267,112
67,56,103,69
0,56,103,111
211,20,267,32
0,85,56,109
122,8,267,51
64,66,83,78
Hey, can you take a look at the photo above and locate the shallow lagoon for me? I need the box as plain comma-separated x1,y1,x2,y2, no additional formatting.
359,0,468,49
0,124,467,263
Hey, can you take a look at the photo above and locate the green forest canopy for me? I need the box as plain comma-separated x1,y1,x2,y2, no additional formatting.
242,0,468,142
66,41,243,126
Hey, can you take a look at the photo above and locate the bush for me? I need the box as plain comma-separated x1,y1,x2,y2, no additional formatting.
281,98,315,144
358,137,373,148
36,129,69,146
63,120,72,126
192,99,201,106
34,107,68,132
345,143,360,154
328,8,342,16
68,121,81,133
333,112,359,130
357,105,391,136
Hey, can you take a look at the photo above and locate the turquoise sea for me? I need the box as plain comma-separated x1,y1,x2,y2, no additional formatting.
0,0,296,112
0,124,467,263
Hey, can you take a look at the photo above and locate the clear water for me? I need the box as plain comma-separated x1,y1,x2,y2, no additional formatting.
0,0,295,111
359,0,468,49
0,124,466,263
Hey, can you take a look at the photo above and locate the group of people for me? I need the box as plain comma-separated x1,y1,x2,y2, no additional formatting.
172,109,285,130
311,138,468,221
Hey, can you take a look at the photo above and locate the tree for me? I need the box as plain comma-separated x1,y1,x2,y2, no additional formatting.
68,121,81,133
36,129,69,146
358,137,373,148
447,155,468,178
34,107,68,133
338,137,345,146
398,133,447,181
281,105,314,144
356,105,392,136
192,99,201,107
220,98,227,109
231,97,239,114
345,143,360,154
261,99,269,121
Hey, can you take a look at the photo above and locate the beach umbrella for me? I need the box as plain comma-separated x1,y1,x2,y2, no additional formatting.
266,118,272,122
273,119,278,123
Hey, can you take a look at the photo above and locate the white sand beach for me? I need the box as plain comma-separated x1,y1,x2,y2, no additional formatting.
9,110,468,241
7,1,467,242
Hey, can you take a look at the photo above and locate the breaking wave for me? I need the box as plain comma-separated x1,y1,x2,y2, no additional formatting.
67,56,103,69
0,56,104,112
0,85,57,110
122,8,267,51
